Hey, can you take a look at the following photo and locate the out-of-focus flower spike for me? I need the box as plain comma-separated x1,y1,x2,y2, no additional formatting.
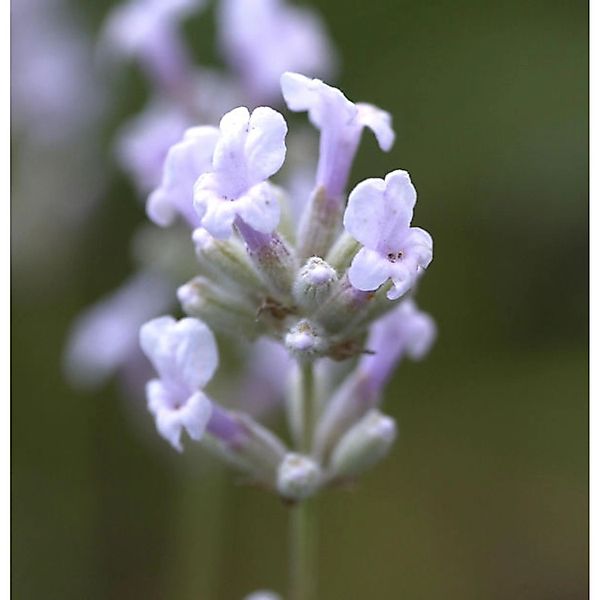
64,271,173,389
218,0,337,105
101,0,202,94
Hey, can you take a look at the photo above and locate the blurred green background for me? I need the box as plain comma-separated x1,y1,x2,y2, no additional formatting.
12,0,588,598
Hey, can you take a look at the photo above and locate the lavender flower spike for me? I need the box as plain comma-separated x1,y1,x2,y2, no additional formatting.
148,126,220,228
280,72,395,201
116,99,190,193
344,170,433,300
193,106,288,240
64,271,172,389
218,0,336,104
140,316,217,451
102,0,202,93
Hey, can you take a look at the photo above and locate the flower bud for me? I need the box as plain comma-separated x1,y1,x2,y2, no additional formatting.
178,276,264,339
236,220,298,302
313,373,373,461
313,275,373,333
343,282,396,333
325,230,360,272
277,453,321,501
329,410,397,479
192,228,268,295
292,257,338,311
296,185,344,260
285,319,327,360
204,407,288,487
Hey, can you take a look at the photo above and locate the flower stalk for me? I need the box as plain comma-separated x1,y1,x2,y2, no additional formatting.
289,497,318,600
78,5,439,593
286,360,319,600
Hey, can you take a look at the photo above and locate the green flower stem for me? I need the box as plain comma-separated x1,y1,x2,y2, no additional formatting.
289,360,318,600
290,498,318,600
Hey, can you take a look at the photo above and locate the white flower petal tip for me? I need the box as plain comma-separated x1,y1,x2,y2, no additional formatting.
193,106,287,239
356,103,395,151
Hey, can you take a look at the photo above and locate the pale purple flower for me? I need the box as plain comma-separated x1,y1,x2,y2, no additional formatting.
358,299,436,396
116,100,191,193
64,272,173,389
191,67,247,124
101,0,202,92
280,72,394,200
218,0,336,105
148,126,220,227
193,106,288,239
344,170,433,300
140,316,217,451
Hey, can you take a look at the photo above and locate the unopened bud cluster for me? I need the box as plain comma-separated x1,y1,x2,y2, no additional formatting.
137,71,436,501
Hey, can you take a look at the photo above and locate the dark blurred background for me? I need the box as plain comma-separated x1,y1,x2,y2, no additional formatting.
12,0,588,598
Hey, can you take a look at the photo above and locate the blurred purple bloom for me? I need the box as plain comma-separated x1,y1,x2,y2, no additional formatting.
281,72,394,201
64,272,173,389
116,100,191,193
218,0,336,104
344,170,433,299
101,0,203,93
11,0,104,143
358,299,436,397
